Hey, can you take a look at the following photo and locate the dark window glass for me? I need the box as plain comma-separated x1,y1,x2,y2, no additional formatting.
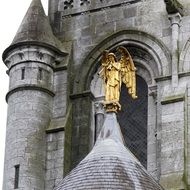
117,75,148,168
21,68,25,80
14,165,20,189
38,68,43,80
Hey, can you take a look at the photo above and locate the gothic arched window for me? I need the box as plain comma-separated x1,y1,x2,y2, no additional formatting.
117,76,148,168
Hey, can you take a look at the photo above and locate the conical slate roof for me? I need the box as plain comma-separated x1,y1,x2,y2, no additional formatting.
3,0,65,59
55,113,164,190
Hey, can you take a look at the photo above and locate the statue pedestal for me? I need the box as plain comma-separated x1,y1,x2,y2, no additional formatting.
104,101,121,112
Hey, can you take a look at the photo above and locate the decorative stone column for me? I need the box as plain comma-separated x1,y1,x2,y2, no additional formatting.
94,102,105,140
169,13,181,87
148,86,159,179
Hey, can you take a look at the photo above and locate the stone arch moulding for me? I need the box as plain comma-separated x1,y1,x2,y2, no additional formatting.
85,30,170,179
180,38,190,72
74,30,171,94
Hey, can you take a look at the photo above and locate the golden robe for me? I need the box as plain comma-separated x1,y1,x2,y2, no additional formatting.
105,61,121,102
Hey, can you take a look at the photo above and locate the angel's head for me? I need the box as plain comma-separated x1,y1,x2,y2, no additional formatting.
108,53,117,63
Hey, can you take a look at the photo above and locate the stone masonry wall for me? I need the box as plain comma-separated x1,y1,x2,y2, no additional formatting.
3,90,52,190
52,70,67,120
48,0,190,189
50,0,170,70
3,45,55,190
45,67,68,186
45,132,64,190
160,100,185,189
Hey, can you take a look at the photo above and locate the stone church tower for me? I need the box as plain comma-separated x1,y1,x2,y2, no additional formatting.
2,0,190,189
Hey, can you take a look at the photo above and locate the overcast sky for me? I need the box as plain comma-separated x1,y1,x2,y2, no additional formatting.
0,0,48,187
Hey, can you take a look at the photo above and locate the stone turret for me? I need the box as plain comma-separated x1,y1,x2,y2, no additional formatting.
2,0,66,189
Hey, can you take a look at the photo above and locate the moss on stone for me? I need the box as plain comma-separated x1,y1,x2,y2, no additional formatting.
160,173,185,189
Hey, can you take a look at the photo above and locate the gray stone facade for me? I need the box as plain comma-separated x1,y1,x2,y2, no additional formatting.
45,132,64,190
3,0,190,189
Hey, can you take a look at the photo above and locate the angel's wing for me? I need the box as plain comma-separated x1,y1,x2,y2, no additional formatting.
117,46,137,99
98,50,109,79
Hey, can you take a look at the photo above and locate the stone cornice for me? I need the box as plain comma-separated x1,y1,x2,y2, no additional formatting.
62,0,141,19
155,72,190,82
54,65,68,72
161,94,184,105
6,85,55,102
46,126,65,134
6,60,54,74
2,41,68,61
154,75,172,82
179,71,190,78
70,90,95,100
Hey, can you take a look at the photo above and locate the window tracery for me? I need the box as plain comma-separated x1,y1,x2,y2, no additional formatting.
64,0,74,9
80,0,90,6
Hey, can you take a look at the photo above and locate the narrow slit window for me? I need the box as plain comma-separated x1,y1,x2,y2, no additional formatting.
21,68,25,80
38,68,43,80
14,165,20,189
94,114,97,143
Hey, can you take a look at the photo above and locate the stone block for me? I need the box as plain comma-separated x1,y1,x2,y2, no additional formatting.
123,6,137,18
95,22,115,35
106,7,124,22
116,18,135,30
77,36,92,47
45,180,55,190
53,107,66,118
55,158,64,167
81,27,92,37
46,160,54,170
64,29,82,41
161,149,184,174
45,132,64,186
91,12,106,24
47,141,58,151
162,113,184,123
162,28,172,37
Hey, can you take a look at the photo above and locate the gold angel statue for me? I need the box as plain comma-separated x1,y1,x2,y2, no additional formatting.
99,46,137,112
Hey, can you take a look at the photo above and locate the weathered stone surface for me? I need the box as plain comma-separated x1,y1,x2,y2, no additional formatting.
69,93,94,169
3,0,190,189
3,90,53,190
45,132,65,190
